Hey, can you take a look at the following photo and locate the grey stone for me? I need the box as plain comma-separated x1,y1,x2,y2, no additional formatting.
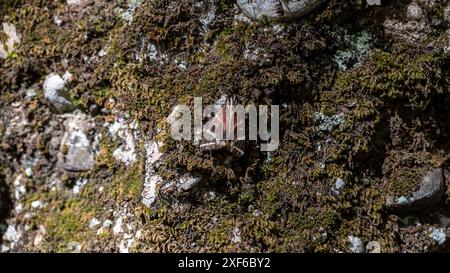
43,73,74,113
386,168,446,210
406,2,423,21
412,168,446,207
64,146,96,172
66,241,81,253
59,113,96,172
237,0,327,21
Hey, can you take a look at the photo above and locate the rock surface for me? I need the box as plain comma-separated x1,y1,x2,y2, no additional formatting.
366,241,381,253
1,0,450,254
386,168,446,210
237,0,327,20
406,2,423,21
43,73,74,113
59,113,96,172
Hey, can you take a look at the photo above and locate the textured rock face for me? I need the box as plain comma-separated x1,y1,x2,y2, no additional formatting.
412,168,446,207
1,0,450,254
59,113,96,172
237,0,327,20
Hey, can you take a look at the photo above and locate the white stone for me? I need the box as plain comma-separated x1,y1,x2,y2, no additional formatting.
54,16,62,26
348,235,364,253
332,178,346,195
63,71,73,82
25,167,33,177
113,217,123,235
3,225,20,245
103,219,113,228
88,218,101,229
31,200,43,209
231,227,241,243
67,0,81,5
43,73,74,112
119,235,134,253
142,175,163,208
335,178,345,190
0,22,21,59
365,241,381,253
72,178,88,194
66,241,81,253
15,203,23,213
33,225,46,246
13,175,26,200
25,88,36,100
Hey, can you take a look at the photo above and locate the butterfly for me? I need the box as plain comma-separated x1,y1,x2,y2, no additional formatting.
200,98,246,157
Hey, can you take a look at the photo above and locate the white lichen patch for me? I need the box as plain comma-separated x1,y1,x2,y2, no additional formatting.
121,0,144,24
142,175,163,208
396,195,415,205
334,31,373,71
198,0,217,32
108,117,139,166
348,235,364,253
243,42,271,63
141,141,165,208
178,175,201,191
314,112,345,132
429,227,447,246
146,43,168,64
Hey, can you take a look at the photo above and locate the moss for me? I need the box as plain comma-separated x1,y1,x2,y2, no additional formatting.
107,159,145,202
1,0,450,253
383,151,445,198
37,187,100,252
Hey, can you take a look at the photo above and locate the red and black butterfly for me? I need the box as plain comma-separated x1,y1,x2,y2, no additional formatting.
200,98,246,157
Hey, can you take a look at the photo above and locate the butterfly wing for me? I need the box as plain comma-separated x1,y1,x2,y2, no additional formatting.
200,97,246,157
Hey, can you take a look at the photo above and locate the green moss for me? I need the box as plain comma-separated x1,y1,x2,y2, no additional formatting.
107,160,145,202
